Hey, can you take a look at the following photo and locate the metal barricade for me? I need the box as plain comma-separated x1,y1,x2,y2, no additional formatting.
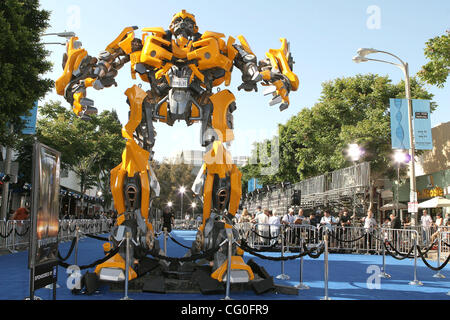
381,228,417,255
285,224,319,251
0,220,8,249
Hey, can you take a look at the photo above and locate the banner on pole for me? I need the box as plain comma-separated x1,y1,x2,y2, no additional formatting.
29,142,61,292
248,178,263,193
390,98,411,149
21,101,38,135
412,99,433,150
390,98,433,150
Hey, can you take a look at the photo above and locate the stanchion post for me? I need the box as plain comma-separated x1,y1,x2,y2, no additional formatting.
276,225,290,280
295,237,309,290
120,231,132,300
10,220,18,253
223,228,233,300
285,225,291,253
321,228,331,300
163,227,168,255
379,231,391,279
409,231,423,286
433,231,445,279
74,226,79,266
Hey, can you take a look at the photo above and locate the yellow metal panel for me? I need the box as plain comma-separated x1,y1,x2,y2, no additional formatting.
210,256,254,282
237,35,254,55
266,38,299,91
118,31,135,55
141,35,173,69
110,164,126,215
105,26,136,53
122,86,150,177
94,253,137,281
228,165,242,215
55,37,87,96
210,90,235,143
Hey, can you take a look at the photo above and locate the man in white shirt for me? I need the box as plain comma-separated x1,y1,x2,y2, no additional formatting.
268,210,281,245
320,209,337,229
421,209,433,245
255,208,269,244
282,208,296,244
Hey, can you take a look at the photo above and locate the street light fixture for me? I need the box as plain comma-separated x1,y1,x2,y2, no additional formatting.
393,150,408,221
179,186,186,220
353,47,418,226
42,31,76,39
346,144,364,218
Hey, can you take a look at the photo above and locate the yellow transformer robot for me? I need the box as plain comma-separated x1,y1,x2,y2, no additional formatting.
55,10,299,284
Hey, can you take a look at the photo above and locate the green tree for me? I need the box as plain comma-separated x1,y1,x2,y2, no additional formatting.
17,101,125,208
0,0,53,146
418,30,450,88
241,74,437,187
152,161,197,218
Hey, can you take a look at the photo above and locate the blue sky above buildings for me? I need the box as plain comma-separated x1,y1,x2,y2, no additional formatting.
39,0,450,160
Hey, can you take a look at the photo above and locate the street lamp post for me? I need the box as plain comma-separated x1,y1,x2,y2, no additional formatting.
353,48,418,226
393,150,407,222
347,144,364,218
191,202,196,217
179,186,186,220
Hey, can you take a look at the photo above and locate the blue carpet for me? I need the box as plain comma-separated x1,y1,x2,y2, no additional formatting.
0,230,449,300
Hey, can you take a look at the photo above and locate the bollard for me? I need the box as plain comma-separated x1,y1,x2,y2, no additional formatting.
10,221,18,253
295,238,309,290
433,232,445,279
120,232,132,300
285,225,291,253
321,228,331,300
409,234,423,286
163,227,168,255
379,234,391,279
276,225,290,280
223,229,233,300
74,227,79,266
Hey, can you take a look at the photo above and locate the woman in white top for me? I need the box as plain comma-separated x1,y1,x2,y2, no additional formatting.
363,209,377,253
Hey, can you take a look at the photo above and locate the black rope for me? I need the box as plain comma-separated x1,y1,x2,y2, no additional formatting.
69,224,77,233
250,227,281,240
237,239,324,261
58,237,77,261
167,233,192,249
14,226,29,237
383,241,415,260
416,245,450,271
148,244,221,262
328,230,367,243
58,246,120,270
84,234,110,242
0,227,14,239
60,224,69,232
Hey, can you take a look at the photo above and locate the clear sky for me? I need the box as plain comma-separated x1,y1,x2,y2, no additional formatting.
39,0,450,161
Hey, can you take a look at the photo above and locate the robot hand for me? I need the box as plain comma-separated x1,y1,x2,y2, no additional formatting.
238,62,263,92
56,37,99,120
260,38,299,111
262,75,292,111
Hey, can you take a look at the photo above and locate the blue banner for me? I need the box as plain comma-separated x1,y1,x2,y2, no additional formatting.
390,98,410,149
248,178,263,193
412,99,433,150
21,101,38,135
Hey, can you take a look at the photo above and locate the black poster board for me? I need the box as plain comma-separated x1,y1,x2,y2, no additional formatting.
28,142,61,299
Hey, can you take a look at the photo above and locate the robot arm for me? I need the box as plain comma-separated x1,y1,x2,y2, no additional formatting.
55,27,140,119
233,36,299,111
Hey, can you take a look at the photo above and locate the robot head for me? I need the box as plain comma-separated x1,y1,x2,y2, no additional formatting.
169,10,198,38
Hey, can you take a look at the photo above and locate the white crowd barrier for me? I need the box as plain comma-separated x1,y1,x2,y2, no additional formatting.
0,218,114,253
